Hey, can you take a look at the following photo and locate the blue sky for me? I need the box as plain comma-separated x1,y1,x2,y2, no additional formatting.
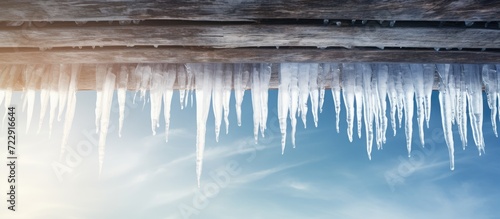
1,89,500,219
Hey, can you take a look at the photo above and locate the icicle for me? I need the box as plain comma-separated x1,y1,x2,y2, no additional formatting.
387,65,398,136
193,63,213,188
60,64,80,160
38,65,51,134
298,63,310,128
457,66,468,150
139,64,152,109
24,65,42,133
393,65,405,130
260,63,272,136
131,65,142,104
213,64,224,142
57,64,71,121
375,64,388,147
318,64,327,113
437,64,455,170
2,66,17,123
95,64,108,133
482,64,498,137
330,64,342,133
0,66,6,113
0,65,9,113
117,65,129,137
97,69,115,176
410,64,426,147
48,65,60,137
223,64,233,134
497,64,500,124
361,63,374,159
22,65,34,113
149,65,164,136
289,63,299,147
423,64,435,128
184,64,195,109
450,64,467,149
278,63,291,154
233,64,246,126
464,64,485,155
177,64,187,109
250,64,262,142
163,64,176,142
354,64,364,139
342,63,356,142
400,64,415,157
309,63,320,127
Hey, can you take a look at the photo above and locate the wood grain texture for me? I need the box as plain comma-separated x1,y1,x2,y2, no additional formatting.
0,0,498,22
2,24,499,49
0,47,498,64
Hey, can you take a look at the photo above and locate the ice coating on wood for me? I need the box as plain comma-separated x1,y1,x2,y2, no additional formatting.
1,62,498,185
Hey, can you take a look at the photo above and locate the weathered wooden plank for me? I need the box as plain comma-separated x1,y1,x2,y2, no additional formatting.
0,0,498,22
2,24,498,49
0,47,498,64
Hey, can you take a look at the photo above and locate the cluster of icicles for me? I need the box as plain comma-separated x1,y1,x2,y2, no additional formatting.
0,63,499,186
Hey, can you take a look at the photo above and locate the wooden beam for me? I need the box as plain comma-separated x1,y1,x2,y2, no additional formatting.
0,0,498,22
2,24,498,49
0,47,498,64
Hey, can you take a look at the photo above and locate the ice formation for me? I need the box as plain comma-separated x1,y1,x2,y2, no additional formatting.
0,62,498,186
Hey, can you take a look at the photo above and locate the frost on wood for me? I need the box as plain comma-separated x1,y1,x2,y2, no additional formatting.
1,62,498,185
